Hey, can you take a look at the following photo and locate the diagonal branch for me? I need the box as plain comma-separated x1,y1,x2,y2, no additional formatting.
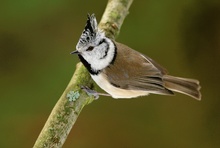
33,0,133,147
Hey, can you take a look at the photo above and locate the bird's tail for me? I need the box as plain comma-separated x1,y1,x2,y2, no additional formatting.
163,75,201,100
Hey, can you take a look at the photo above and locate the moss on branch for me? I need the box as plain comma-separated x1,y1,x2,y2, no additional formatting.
33,0,133,147
99,0,133,39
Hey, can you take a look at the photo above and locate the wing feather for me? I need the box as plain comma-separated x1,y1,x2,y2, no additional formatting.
103,42,173,95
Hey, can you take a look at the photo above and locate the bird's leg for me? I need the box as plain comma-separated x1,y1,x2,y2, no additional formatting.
80,86,111,100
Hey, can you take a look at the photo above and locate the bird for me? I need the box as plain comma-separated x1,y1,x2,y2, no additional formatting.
71,14,201,100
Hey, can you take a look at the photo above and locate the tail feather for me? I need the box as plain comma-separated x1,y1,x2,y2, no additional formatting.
163,75,201,100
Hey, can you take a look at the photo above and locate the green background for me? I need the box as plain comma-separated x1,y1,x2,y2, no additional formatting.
1,0,220,147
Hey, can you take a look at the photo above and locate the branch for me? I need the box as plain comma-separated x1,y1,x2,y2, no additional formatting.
33,0,133,147
99,0,133,39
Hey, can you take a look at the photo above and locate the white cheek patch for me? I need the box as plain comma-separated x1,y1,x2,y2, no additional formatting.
82,37,116,72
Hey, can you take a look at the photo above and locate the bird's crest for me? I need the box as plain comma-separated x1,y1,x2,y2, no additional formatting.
77,14,98,46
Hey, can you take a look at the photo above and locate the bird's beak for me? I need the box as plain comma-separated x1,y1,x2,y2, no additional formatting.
70,50,79,55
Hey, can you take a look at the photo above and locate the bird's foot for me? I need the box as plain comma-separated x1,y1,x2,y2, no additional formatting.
80,86,110,100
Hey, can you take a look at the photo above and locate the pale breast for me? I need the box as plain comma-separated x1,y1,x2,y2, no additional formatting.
91,73,149,98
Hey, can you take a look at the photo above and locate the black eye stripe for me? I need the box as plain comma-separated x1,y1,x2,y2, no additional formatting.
86,39,106,52
86,46,94,51
98,39,105,45
99,39,109,60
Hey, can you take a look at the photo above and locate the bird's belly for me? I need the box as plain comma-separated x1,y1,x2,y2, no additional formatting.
91,74,149,98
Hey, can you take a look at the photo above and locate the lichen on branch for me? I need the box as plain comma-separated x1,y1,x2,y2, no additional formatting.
33,0,133,147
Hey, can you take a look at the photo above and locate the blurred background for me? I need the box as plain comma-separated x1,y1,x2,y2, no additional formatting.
0,0,220,147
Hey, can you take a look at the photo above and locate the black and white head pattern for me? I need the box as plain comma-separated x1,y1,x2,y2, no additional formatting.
76,14,102,50
76,14,117,75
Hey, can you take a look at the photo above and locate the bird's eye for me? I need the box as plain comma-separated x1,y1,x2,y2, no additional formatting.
86,46,94,51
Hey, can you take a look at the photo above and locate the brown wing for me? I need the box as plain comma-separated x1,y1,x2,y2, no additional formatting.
102,42,173,95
